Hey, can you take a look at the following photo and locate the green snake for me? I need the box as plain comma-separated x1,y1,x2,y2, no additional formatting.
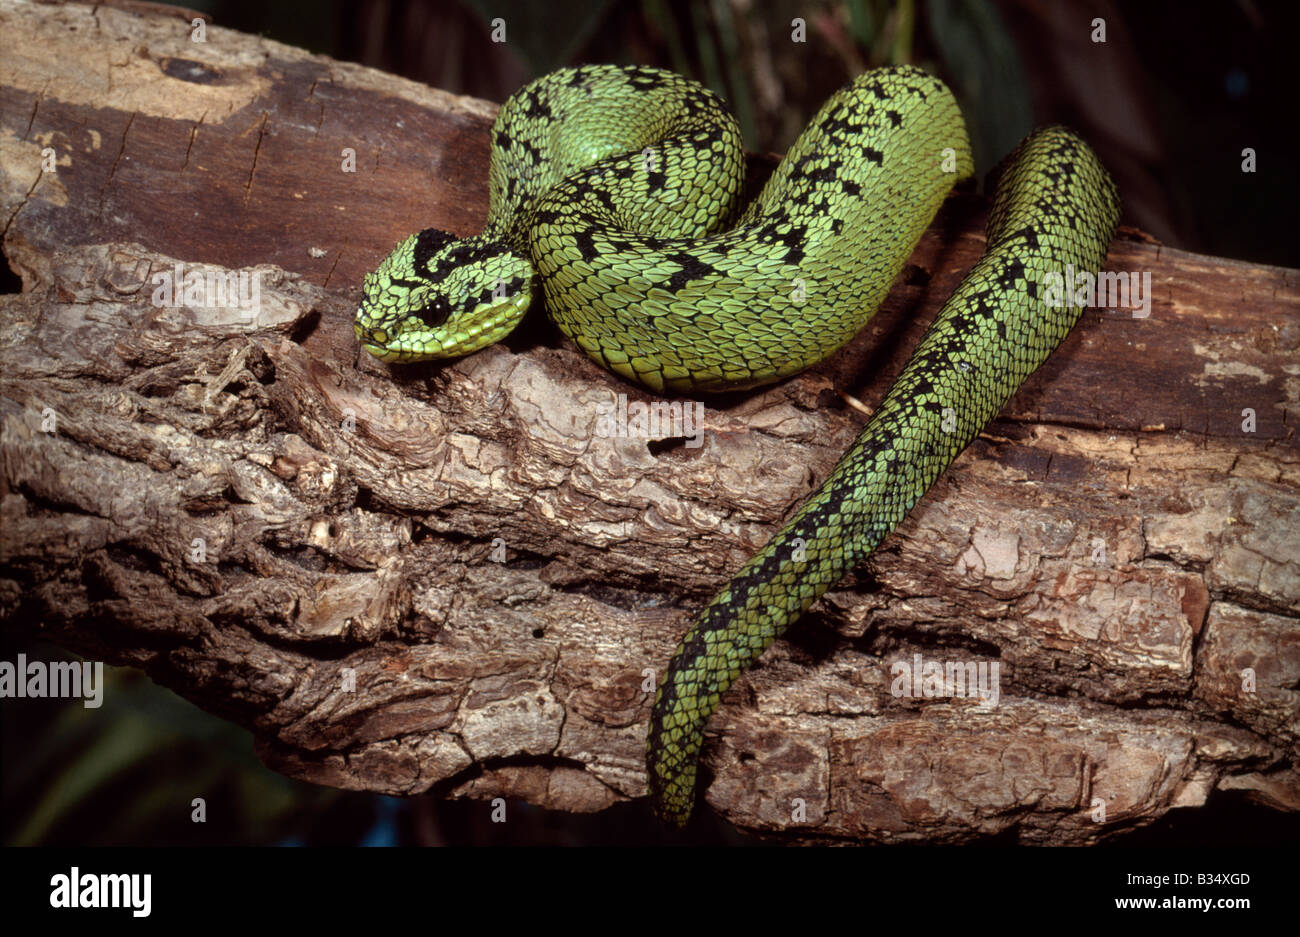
355,64,1120,827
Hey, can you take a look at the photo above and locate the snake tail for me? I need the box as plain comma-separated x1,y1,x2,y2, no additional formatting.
647,125,1121,826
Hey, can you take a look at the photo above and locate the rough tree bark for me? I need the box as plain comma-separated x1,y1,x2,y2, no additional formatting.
1,0,1297,843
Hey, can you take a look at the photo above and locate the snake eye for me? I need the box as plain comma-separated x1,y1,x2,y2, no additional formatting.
416,295,453,328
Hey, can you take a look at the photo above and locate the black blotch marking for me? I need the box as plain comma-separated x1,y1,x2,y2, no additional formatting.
664,253,720,293
864,79,893,101
695,125,727,148
414,229,456,277
790,153,816,178
1011,225,1040,250
755,219,806,266
997,259,1027,290
517,138,542,164
821,113,862,137
573,230,599,261
430,239,512,279
523,88,553,119
680,89,721,116
969,293,997,319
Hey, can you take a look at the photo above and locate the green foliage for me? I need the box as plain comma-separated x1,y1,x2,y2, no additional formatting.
2,645,353,845
925,0,1033,173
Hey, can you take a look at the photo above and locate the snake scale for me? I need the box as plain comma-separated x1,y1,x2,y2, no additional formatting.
355,64,1120,827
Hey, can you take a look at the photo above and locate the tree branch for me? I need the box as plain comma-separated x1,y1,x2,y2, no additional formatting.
1,0,1297,842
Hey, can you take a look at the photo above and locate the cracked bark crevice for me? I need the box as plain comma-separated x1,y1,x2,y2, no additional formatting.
0,0,1297,844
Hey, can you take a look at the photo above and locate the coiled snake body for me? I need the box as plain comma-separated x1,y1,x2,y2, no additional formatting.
356,64,1120,826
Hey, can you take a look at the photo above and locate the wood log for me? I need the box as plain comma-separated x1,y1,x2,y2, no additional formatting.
0,0,1296,843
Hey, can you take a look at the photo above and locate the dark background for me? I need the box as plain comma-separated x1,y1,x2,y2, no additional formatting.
200,0,1299,267
4,0,1297,846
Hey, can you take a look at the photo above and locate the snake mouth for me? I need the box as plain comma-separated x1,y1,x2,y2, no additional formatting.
354,327,448,362
360,343,398,361
354,320,417,362
359,341,460,363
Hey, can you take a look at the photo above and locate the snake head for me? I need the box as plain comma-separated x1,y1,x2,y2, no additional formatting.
355,228,535,362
